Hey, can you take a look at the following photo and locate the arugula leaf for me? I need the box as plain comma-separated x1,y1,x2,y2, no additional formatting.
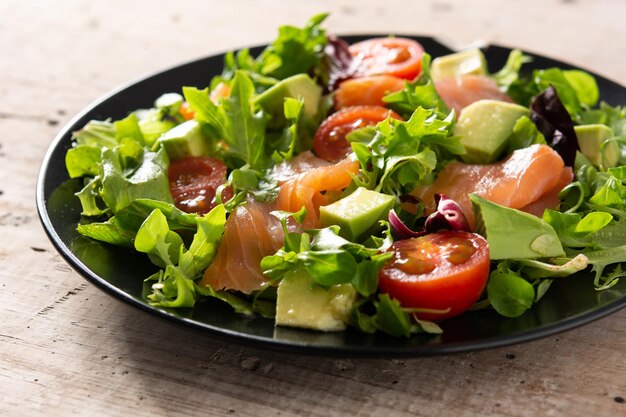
183,72,270,170
383,54,449,118
271,97,304,162
349,107,458,197
350,293,442,337
492,49,532,91
256,13,329,80
580,102,626,138
375,294,412,337
136,205,227,308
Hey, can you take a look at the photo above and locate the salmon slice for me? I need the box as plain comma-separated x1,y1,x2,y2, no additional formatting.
435,75,512,115
271,151,331,184
277,157,360,227
412,144,570,227
521,167,574,217
334,75,405,109
200,199,284,294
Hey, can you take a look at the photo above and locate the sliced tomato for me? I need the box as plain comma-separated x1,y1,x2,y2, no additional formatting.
379,231,490,321
313,106,401,162
349,37,425,80
168,156,232,214
334,75,406,110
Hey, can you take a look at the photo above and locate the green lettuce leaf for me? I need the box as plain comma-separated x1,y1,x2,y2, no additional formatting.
383,54,449,118
183,71,270,170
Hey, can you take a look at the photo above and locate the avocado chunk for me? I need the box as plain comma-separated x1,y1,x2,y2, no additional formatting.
157,120,209,160
431,48,488,82
275,268,356,331
470,194,565,260
456,100,530,163
574,124,620,168
319,187,395,241
254,74,322,126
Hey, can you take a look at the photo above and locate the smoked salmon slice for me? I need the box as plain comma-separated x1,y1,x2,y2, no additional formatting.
277,157,360,227
334,75,405,109
200,199,284,294
412,144,571,227
435,75,512,115
271,151,331,184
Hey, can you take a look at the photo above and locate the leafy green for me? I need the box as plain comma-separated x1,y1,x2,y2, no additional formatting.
261,211,391,295
383,54,449,118
580,102,626,138
350,294,443,337
114,113,146,147
256,13,329,80
183,71,270,170
76,216,135,247
506,115,546,153
492,49,532,91
66,145,102,178
487,268,535,318
136,205,226,308
72,120,117,148
271,97,304,162
349,107,459,197
99,146,172,214
507,67,599,119
374,294,412,337
515,254,589,279
75,177,108,217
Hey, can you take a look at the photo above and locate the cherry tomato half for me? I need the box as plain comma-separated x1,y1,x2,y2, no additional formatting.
379,231,490,321
313,105,401,162
168,156,232,214
349,37,425,80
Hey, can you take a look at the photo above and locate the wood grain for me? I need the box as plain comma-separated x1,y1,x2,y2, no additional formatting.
1,1,626,416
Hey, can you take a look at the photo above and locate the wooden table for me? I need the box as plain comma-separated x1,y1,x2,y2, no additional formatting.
3,1,626,415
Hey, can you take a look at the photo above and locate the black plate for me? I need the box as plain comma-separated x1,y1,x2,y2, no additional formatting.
36,35,626,356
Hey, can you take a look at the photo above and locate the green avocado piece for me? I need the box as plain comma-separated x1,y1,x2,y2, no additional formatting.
431,48,488,82
470,194,565,260
157,120,209,160
574,124,620,169
456,100,530,164
253,73,322,126
319,187,395,241
275,268,356,331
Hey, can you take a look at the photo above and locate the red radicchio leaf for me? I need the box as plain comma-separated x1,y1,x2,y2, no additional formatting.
323,35,358,92
424,194,471,233
388,194,471,240
388,209,428,240
530,85,579,167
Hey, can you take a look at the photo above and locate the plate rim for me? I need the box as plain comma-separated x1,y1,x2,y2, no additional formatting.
36,35,626,357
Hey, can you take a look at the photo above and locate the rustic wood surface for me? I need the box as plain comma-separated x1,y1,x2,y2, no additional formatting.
2,0,626,416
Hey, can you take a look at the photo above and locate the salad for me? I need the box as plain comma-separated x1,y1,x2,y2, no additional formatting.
64,14,626,337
